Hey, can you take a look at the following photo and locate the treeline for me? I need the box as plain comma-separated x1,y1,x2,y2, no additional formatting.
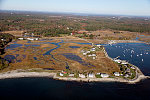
0,33,15,54
0,57,9,70
81,17,150,33
0,12,150,36
0,33,14,70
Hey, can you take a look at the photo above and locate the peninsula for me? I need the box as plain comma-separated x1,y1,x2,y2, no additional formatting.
0,11,150,84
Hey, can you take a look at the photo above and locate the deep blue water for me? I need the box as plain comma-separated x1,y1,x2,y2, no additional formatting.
69,46,80,48
62,53,95,67
0,77,150,100
33,57,37,60
24,44,40,47
43,40,64,60
4,55,16,63
105,43,150,76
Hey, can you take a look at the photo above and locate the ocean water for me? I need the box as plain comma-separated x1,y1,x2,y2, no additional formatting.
105,43,150,76
0,77,150,100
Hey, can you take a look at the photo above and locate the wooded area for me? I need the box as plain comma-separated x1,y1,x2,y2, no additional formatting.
0,11,150,37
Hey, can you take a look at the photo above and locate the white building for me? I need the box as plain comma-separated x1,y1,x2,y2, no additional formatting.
59,73,64,76
88,55,92,57
121,61,128,65
114,59,122,64
90,48,96,52
88,73,95,78
86,51,91,53
79,74,86,78
35,38,39,40
93,57,96,60
18,38,24,40
81,50,85,53
131,66,135,69
83,53,87,55
69,74,74,77
96,44,101,47
91,54,96,56
114,72,120,76
101,73,109,78
96,73,101,75
124,74,129,78
27,38,34,41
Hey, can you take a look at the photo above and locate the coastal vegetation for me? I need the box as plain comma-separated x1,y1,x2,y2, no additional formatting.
0,33,14,70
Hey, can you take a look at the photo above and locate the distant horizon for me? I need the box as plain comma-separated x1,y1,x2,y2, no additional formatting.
0,0,150,17
1,9,150,18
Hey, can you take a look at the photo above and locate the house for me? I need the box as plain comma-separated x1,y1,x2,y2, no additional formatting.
18,38,24,40
91,54,96,56
69,74,74,77
26,38,39,41
83,53,87,55
62,71,67,74
59,73,64,76
90,48,96,52
124,74,129,78
114,72,120,76
131,66,135,69
70,33,73,36
93,57,96,59
114,59,122,64
88,55,92,57
96,44,101,47
121,61,128,65
86,51,91,53
35,38,39,41
96,73,101,75
27,38,34,41
79,74,86,78
126,68,130,72
101,73,109,78
81,50,85,53
88,73,95,78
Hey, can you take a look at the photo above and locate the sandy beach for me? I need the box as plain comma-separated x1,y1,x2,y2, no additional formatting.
0,69,149,84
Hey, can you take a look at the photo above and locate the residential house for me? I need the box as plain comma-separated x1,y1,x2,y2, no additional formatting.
114,72,120,76
90,48,96,52
88,73,95,78
79,74,86,78
18,38,24,40
69,74,74,77
59,73,64,76
101,73,109,78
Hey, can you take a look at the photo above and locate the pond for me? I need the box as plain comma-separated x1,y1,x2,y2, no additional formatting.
4,55,16,63
62,53,95,67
